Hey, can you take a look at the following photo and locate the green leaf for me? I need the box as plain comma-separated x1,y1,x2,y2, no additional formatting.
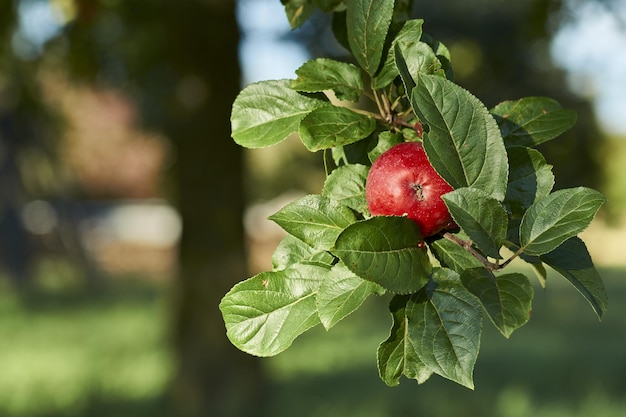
419,269,482,389
396,40,444,81
394,43,415,97
519,187,606,256
540,237,608,318
322,163,369,214
282,0,316,29
231,79,325,148
292,58,364,102
413,74,508,201
332,216,431,294
373,19,424,89
269,195,358,251
332,135,375,166
316,262,385,330
421,34,453,80
346,0,394,76
377,294,433,386
442,188,508,259
272,234,336,270
314,0,345,12
331,10,350,52
491,97,577,147
429,237,484,274
367,130,404,162
461,269,533,338
505,146,555,215
299,105,376,151
219,262,328,356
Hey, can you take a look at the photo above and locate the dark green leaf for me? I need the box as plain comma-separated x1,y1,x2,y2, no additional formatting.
231,79,325,148
272,234,336,270
461,269,533,338
415,269,482,389
292,58,364,102
269,194,358,251
331,10,350,51
332,135,375,166
413,74,508,201
519,187,606,256
491,97,577,147
219,262,328,356
314,0,345,12
442,188,508,259
373,19,424,89
322,163,369,214
332,216,431,294
316,262,385,329
346,0,394,75
541,237,608,318
377,294,433,386
299,105,376,151
505,146,555,215
429,236,483,275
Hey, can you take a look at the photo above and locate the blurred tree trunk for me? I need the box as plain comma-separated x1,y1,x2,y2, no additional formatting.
167,1,264,416
64,0,265,414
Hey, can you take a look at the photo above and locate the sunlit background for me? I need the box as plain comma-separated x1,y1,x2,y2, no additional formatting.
1,0,625,416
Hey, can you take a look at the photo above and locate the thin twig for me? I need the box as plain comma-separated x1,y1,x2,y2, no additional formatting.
443,232,498,271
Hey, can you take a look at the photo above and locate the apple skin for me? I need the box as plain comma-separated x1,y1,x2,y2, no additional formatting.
366,141,456,238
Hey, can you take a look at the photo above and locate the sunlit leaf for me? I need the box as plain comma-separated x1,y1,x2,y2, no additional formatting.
322,163,369,214
220,262,328,356
231,79,325,148
299,105,376,151
316,262,385,329
346,0,394,75
269,194,358,251
272,234,336,270
332,216,431,294
282,0,316,29
292,58,364,102
491,97,577,147
519,187,605,256
373,19,424,89
412,74,508,201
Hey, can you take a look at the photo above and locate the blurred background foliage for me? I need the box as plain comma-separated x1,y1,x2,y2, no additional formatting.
0,0,624,416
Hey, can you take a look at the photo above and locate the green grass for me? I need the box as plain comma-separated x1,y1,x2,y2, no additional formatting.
0,267,625,417
263,267,626,417
0,280,173,417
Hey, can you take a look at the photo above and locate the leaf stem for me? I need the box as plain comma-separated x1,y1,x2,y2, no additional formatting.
442,233,528,273
443,233,497,271
350,107,386,122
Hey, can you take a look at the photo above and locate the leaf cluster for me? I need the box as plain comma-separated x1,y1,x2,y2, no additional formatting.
221,0,607,390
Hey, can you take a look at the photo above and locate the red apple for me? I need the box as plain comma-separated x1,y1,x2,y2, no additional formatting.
365,141,456,238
